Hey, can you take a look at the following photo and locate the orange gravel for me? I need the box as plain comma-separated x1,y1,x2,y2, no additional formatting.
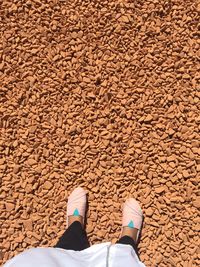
0,0,200,266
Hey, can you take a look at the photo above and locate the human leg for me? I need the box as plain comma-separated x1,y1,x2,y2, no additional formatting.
54,187,90,251
54,221,90,250
116,198,143,257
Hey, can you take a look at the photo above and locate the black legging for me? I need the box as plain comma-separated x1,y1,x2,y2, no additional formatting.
54,221,139,257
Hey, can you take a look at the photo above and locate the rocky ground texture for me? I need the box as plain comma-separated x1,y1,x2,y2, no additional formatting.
0,0,200,266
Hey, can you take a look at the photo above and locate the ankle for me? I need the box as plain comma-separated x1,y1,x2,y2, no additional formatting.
121,227,138,243
68,215,83,227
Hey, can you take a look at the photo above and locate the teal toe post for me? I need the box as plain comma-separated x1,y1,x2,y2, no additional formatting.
128,220,134,228
73,209,80,216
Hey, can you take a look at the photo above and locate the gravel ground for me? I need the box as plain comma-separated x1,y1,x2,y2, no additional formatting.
0,0,200,266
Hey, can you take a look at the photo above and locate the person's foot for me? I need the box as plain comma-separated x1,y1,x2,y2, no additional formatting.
121,198,143,243
67,187,87,228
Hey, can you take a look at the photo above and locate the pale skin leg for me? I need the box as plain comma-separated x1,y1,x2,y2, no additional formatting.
68,215,138,243
68,215,83,227
121,227,138,243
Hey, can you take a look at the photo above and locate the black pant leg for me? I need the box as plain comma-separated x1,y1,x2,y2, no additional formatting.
116,235,139,258
54,221,90,251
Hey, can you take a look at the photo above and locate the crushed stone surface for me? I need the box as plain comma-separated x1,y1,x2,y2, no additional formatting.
0,0,200,266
